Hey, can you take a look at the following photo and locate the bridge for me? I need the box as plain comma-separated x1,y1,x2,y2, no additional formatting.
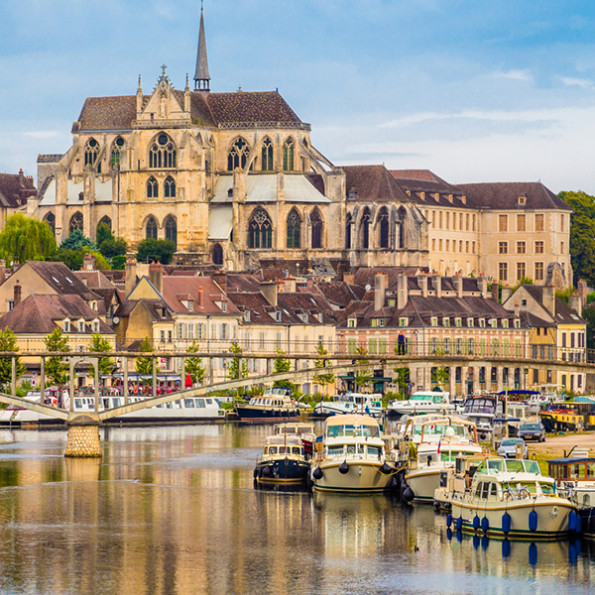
0,349,592,457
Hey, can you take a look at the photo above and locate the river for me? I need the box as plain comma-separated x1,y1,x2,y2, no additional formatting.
0,423,592,594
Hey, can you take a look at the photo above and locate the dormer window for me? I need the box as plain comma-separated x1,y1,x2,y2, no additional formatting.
348,318,357,328
490,319,497,328
274,311,282,322
244,310,251,322
443,317,450,327
431,317,438,327
518,194,526,205
221,302,227,312
398,317,408,327
63,320,71,332
455,318,462,327
514,319,521,329
78,320,86,333
467,318,474,328
479,318,485,328
92,319,99,333
187,301,194,312
502,319,509,329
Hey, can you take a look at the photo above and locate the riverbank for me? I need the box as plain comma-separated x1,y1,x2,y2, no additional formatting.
528,431,595,459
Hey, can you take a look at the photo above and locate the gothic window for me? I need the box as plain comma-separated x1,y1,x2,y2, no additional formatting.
311,208,323,249
149,134,176,168
98,216,112,231
360,208,371,249
111,137,125,168
398,206,407,249
212,243,223,266
283,138,294,171
164,176,176,198
147,176,158,198
165,216,177,245
286,209,301,249
69,212,83,233
262,138,274,171
84,138,100,168
345,213,353,249
146,216,158,240
43,212,55,234
227,137,249,171
248,208,272,249
378,207,389,249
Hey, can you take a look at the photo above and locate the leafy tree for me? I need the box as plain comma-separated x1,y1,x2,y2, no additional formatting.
185,341,206,385
61,229,96,251
136,238,176,265
272,347,295,391
0,213,56,263
354,345,373,391
559,190,595,286
392,367,410,398
227,340,248,380
44,327,70,386
135,336,158,378
111,254,126,270
314,343,335,391
0,329,24,391
99,237,127,260
96,222,113,247
52,248,109,271
90,333,113,376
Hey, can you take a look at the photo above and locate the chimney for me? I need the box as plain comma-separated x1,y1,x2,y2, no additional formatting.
18,168,25,187
13,280,21,306
419,273,428,297
454,274,463,298
213,270,227,294
479,275,488,299
83,253,95,271
397,273,408,309
125,254,137,297
432,274,441,298
374,273,386,310
260,281,278,307
491,283,499,303
149,261,163,294
578,279,588,306
284,277,297,293
198,286,204,307
570,292,582,317
501,285,511,304
542,284,556,316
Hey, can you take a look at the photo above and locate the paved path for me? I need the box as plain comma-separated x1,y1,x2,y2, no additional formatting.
528,431,595,459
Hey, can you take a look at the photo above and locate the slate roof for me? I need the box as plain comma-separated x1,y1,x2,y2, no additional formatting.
77,90,303,131
457,182,571,212
115,299,173,322
0,172,37,208
342,165,412,202
0,294,114,334
519,285,585,325
24,261,100,302
315,282,365,308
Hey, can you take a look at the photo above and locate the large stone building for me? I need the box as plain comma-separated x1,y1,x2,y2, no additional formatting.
28,9,570,287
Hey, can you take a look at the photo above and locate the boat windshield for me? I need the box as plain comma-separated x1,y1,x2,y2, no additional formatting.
422,424,466,438
505,459,541,474
326,424,379,438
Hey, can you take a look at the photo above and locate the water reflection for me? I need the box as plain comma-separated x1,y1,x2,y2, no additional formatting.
0,424,590,593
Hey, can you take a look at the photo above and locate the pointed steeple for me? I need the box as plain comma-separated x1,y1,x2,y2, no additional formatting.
194,1,210,92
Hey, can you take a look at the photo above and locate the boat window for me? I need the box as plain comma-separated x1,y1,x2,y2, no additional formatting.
328,446,344,455
367,446,380,456
571,463,586,479
75,399,82,409
269,447,278,454
206,399,212,405
489,483,498,497
344,425,356,436
197,400,205,408
292,447,302,455
487,460,504,473
264,447,269,454
184,399,195,408
505,460,525,473
540,483,555,495
278,447,287,454
588,463,595,478
584,494,591,507
521,460,540,474
518,482,537,494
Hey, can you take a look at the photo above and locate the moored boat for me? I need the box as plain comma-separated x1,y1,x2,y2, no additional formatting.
388,390,453,417
313,392,384,417
274,422,316,455
254,434,311,484
234,387,300,422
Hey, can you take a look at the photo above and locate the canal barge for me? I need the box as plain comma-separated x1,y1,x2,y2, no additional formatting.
234,387,300,422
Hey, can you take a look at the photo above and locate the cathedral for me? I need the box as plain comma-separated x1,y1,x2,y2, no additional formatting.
30,8,570,286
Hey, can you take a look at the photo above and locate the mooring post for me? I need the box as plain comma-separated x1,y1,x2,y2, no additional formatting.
64,415,102,458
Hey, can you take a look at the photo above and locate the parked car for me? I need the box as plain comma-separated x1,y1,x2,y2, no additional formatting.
497,437,528,459
518,422,546,442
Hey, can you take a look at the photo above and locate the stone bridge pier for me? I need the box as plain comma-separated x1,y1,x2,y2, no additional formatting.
64,415,102,458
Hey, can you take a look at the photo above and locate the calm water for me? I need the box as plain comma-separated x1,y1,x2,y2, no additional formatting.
0,423,592,595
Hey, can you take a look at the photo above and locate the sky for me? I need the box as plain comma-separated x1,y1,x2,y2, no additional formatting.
2,0,595,193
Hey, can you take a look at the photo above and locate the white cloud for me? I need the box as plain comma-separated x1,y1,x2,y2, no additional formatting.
560,76,593,88
491,69,533,82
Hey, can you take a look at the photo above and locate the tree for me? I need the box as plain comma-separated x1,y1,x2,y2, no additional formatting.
227,340,248,380
392,367,410,399
0,329,24,391
135,336,158,378
314,343,335,392
0,213,56,263
99,237,127,261
136,238,176,265
272,347,294,391
61,229,96,251
582,305,595,351
354,345,373,391
44,327,70,386
90,333,113,376
559,191,595,286
52,248,109,271
96,222,112,247
185,341,206,385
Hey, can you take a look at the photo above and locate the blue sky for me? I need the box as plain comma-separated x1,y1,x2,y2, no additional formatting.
2,0,595,193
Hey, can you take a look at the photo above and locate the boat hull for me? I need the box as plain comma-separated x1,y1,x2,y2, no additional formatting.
310,460,395,493
235,405,300,422
405,467,442,502
255,457,311,484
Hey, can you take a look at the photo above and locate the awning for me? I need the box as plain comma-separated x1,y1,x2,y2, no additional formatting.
208,206,233,240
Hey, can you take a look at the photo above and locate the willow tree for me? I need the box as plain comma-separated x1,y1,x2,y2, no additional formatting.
0,214,56,263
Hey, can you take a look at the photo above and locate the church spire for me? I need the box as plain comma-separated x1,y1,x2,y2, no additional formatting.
194,1,210,92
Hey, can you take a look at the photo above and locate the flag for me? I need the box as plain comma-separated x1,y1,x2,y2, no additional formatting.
437,439,441,455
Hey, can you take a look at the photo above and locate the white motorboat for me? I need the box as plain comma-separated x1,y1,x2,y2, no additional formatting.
309,414,397,493
254,434,311,484
388,390,453,417
314,392,384,417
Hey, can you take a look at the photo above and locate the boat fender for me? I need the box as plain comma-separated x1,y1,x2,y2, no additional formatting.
253,468,258,479
481,516,489,533
502,512,511,535
528,510,538,532
446,528,453,541
455,529,463,543
339,460,349,475
380,462,392,474
472,515,480,531
446,514,453,528
568,510,577,533
455,516,463,531
575,514,582,535
312,466,323,480
481,536,489,551
529,542,538,566
568,542,577,565
402,486,414,503
389,475,399,491
472,535,480,550
262,466,272,477
501,539,511,559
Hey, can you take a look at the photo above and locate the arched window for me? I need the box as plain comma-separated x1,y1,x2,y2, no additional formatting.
146,216,158,240
248,208,272,249
69,212,83,233
149,134,176,168
261,138,274,171
212,243,224,266
286,209,301,249
283,138,294,171
84,138,100,169
345,213,353,249
311,208,323,249
378,207,389,249
227,137,249,171
98,216,112,231
111,137,125,168
43,212,55,234
164,176,176,198
360,208,371,249
398,206,407,249
147,176,158,198
164,216,177,245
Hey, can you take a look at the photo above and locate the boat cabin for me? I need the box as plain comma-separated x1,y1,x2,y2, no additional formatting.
324,414,381,438
547,457,595,482
262,435,305,457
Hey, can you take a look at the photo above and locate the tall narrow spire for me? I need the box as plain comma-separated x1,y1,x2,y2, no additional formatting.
194,2,210,92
